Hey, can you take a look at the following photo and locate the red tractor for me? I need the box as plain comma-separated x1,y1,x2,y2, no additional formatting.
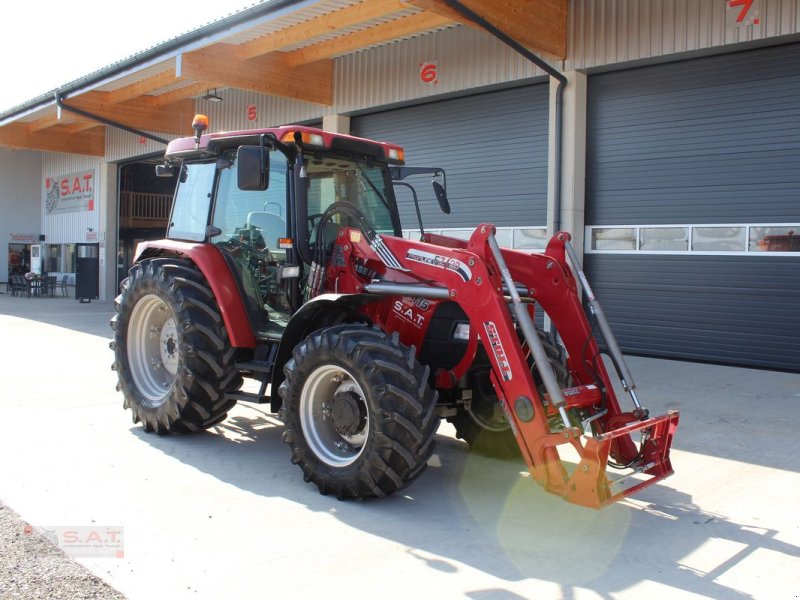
110,116,678,508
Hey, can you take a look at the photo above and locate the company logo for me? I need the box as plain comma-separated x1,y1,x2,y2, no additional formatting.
405,249,472,282
483,321,512,381
25,525,124,558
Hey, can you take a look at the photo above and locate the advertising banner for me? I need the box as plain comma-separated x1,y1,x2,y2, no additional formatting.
45,170,95,214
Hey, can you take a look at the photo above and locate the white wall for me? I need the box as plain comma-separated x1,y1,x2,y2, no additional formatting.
0,147,42,282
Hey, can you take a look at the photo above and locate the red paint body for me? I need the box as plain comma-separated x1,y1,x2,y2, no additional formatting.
320,225,679,508
134,239,257,348
141,123,678,508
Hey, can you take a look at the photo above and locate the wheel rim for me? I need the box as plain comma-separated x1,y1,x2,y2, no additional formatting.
300,365,369,467
127,294,179,405
468,399,511,432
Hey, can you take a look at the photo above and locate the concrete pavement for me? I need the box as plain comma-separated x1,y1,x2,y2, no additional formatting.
1,293,798,599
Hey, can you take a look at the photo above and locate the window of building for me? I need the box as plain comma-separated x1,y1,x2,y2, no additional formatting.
586,224,800,255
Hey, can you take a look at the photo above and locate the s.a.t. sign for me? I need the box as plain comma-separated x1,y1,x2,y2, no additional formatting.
45,170,96,214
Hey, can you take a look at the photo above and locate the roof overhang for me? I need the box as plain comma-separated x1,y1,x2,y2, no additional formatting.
0,0,567,156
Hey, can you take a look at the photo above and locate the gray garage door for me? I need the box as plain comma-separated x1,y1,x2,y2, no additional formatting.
586,43,800,371
352,84,549,232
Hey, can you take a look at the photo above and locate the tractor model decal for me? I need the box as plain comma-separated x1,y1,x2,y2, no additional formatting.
483,321,512,381
405,249,472,282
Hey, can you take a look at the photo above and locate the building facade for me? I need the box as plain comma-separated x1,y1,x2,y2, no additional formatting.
1,0,798,370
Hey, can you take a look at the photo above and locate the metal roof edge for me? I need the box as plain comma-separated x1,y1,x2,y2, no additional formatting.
0,0,310,126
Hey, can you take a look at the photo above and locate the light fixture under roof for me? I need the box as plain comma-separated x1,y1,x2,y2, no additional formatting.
202,88,223,103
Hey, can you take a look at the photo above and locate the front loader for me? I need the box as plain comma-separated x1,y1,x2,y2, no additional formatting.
110,117,678,508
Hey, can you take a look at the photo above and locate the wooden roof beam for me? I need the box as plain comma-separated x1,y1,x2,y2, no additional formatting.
407,0,566,60
26,113,90,133
65,91,195,135
152,81,213,107
180,44,332,105
235,0,410,60
107,68,189,104
284,11,453,66
0,123,104,156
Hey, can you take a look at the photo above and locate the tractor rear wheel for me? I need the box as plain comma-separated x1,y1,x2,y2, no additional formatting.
110,258,242,434
279,324,439,499
450,329,571,459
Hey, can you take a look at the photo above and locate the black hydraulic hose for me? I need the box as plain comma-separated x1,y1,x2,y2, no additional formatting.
441,0,567,232
55,94,170,145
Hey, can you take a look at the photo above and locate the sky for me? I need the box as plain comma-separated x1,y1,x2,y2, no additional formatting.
0,0,258,114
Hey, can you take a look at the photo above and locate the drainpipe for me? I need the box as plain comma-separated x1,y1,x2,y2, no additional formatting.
55,94,170,145
441,0,567,233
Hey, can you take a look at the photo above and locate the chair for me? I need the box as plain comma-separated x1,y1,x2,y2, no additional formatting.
43,275,57,297
60,275,70,297
11,275,29,298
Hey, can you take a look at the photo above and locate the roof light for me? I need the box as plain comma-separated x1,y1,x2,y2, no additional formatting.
192,114,209,147
387,147,404,162
281,130,326,147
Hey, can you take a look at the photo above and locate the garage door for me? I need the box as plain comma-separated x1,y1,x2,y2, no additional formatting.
352,84,549,250
585,43,800,371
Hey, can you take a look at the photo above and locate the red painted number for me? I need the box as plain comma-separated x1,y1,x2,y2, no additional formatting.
729,0,754,23
419,62,437,84
247,104,257,121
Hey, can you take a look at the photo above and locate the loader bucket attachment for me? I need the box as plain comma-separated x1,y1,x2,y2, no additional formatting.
562,411,680,509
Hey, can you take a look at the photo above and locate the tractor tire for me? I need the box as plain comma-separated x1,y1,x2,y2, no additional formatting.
279,324,439,499
110,258,242,434
450,329,571,460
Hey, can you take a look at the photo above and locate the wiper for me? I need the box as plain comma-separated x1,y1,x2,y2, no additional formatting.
355,163,391,212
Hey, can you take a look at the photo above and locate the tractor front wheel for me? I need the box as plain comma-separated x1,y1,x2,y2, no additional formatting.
279,324,439,499
110,259,242,433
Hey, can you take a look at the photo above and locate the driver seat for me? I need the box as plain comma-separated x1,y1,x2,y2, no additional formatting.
246,211,286,250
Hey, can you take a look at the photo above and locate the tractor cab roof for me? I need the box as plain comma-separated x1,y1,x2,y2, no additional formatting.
165,123,405,165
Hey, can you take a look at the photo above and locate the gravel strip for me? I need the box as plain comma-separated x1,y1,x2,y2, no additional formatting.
0,502,126,600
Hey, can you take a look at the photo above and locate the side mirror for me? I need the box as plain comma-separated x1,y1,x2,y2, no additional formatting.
432,180,450,214
155,163,175,177
237,145,270,191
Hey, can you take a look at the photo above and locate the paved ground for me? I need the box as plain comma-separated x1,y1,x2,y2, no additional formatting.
0,292,798,599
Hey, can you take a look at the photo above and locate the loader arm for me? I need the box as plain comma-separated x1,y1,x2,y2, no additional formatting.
327,224,679,509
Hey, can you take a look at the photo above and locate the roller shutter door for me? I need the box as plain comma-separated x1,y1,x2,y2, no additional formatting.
351,84,548,231
586,43,800,371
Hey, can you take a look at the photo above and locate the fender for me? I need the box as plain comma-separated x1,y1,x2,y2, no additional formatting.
135,239,257,348
269,293,377,411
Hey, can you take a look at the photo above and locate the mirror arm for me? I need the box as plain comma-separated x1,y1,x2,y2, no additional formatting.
393,181,425,238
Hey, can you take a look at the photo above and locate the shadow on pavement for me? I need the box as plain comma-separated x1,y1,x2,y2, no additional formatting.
0,294,114,338
133,404,799,599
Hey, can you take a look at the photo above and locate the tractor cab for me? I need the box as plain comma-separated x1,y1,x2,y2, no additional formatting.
159,118,407,340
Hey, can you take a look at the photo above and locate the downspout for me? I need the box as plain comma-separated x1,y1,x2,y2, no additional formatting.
55,94,170,145
441,0,567,233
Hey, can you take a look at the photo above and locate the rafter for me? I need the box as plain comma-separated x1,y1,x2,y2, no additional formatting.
0,123,104,156
65,121,105,134
407,0,566,59
180,45,332,105
26,113,90,133
107,69,187,104
152,81,214,107
64,92,195,135
284,11,453,66
235,0,410,60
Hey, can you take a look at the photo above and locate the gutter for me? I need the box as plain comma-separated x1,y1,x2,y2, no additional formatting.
442,0,568,233
0,0,310,126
